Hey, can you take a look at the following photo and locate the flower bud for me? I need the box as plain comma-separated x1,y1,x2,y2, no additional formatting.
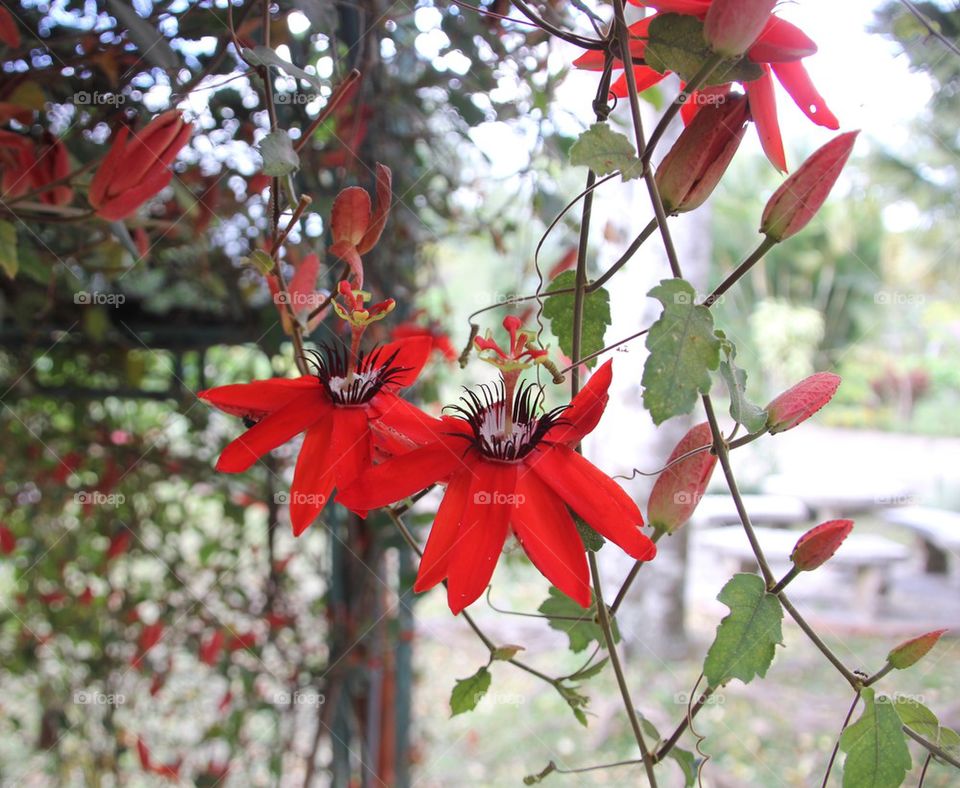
887,629,948,670
760,131,859,242
656,93,750,214
790,519,853,571
647,422,717,534
765,372,841,434
705,0,777,58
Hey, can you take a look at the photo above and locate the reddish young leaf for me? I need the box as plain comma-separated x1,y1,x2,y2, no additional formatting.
760,131,859,241
765,371,841,434
646,422,718,534
330,186,371,246
356,163,392,254
887,628,948,670
790,519,854,571
0,7,20,49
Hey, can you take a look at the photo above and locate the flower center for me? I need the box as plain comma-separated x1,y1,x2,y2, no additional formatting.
306,344,409,406
449,381,565,462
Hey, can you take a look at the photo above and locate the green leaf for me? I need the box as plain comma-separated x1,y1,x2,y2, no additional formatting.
574,516,605,552
538,587,618,653
703,573,783,688
491,644,524,661
554,681,590,727
638,713,662,746
716,332,768,433
645,14,763,85
840,689,912,788
642,279,722,425
567,656,608,682
245,249,275,275
0,220,17,279
258,130,300,177
894,696,959,753
669,747,698,788
542,271,611,370
242,45,322,89
569,122,643,181
450,666,491,716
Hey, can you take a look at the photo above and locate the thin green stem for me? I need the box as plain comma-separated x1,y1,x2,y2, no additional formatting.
778,592,859,688
653,685,714,762
904,726,960,770
609,529,664,615
863,662,895,687
820,689,861,788
704,236,777,307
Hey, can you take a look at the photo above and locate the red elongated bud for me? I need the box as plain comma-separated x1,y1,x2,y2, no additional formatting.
199,629,225,666
766,371,841,434
356,163,392,254
647,422,718,534
790,519,853,570
0,524,15,555
760,131,859,241
656,93,750,214
330,187,371,246
705,0,777,58
887,629,948,670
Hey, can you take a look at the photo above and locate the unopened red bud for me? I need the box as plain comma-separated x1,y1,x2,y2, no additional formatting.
647,422,718,534
656,93,750,214
705,0,777,58
760,131,859,242
765,372,841,434
790,519,853,571
887,629,948,670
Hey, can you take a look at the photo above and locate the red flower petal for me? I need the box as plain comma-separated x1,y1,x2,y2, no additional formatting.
546,359,612,447
89,126,130,208
414,468,473,592
328,407,372,489
771,60,839,130
445,461,514,613
633,0,710,13
368,392,446,457
749,16,818,63
336,439,467,513
215,391,327,473
610,66,667,99
287,253,320,309
199,377,319,421
376,335,433,389
290,416,335,536
745,66,787,172
513,472,590,607
530,446,655,561
330,186,371,246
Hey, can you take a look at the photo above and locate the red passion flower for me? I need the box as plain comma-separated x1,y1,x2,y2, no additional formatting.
337,360,656,614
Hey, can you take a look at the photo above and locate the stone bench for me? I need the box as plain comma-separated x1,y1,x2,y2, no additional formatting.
880,506,960,574
695,526,911,620
691,494,810,528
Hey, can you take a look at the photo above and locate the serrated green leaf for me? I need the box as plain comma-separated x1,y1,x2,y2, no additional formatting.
0,220,17,279
894,696,959,754
840,689,912,788
491,644,524,661
258,130,300,177
569,122,643,181
450,666,491,716
645,14,763,85
703,573,783,688
716,332,768,433
574,516,605,552
543,271,611,370
538,587,618,653
242,45,322,89
643,279,722,425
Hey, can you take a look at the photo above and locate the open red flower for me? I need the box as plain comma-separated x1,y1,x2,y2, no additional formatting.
573,1,837,171
199,337,438,536
337,360,656,614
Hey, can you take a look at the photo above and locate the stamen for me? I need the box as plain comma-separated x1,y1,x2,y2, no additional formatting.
307,343,411,406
